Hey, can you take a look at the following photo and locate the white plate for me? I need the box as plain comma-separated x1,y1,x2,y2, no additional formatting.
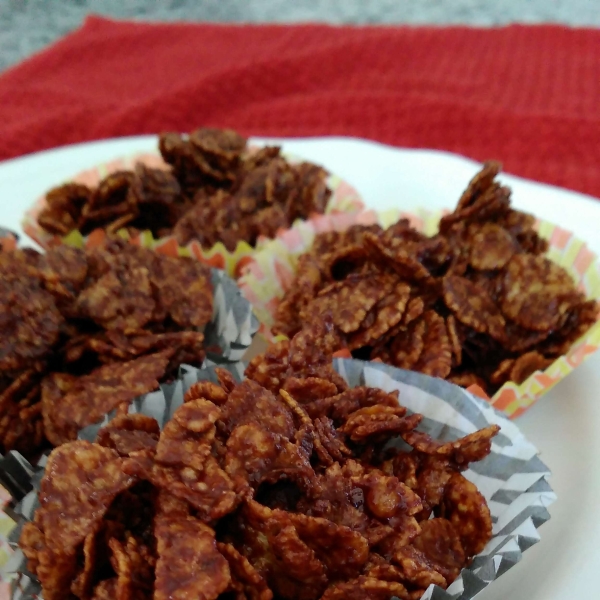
1,136,599,599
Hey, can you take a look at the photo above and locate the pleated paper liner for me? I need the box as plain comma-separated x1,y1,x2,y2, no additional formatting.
21,150,365,278
0,359,554,600
0,229,17,252
238,208,600,418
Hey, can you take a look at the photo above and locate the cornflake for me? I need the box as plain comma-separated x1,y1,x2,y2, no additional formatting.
274,162,598,395
22,324,498,600
0,238,213,456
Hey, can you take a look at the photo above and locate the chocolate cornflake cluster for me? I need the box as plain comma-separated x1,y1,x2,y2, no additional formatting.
274,162,598,394
21,319,498,600
0,238,212,457
37,127,332,251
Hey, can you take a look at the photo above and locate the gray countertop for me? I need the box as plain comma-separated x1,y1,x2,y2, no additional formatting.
1,0,599,73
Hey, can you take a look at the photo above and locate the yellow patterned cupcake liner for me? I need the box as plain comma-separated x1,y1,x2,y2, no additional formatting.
238,208,600,418
22,151,364,278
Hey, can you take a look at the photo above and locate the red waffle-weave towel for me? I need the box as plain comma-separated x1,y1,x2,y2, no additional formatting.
1,16,600,198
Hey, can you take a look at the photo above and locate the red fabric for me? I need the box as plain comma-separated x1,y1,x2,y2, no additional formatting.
1,16,600,198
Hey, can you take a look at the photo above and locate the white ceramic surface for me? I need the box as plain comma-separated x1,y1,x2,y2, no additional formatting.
1,136,599,599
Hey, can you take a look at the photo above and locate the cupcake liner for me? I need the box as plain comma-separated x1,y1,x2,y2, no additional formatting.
204,268,259,362
22,150,365,278
0,229,17,252
238,207,600,418
0,358,555,600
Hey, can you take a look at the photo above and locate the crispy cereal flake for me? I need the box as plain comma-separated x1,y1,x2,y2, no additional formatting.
501,254,581,331
442,472,492,556
155,517,230,600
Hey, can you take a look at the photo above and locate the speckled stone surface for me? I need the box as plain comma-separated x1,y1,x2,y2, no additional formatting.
1,0,599,72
